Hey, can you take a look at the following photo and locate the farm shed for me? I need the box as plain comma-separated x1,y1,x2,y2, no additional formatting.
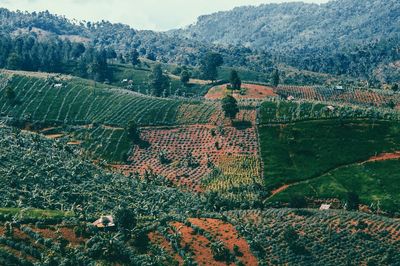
319,204,331,210
287,95,295,101
93,215,115,228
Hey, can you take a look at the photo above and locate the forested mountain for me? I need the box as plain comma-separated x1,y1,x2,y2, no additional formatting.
1,0,399,83
175,0,400,82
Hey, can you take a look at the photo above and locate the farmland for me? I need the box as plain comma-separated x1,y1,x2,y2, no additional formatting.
226,209,400,265
112,124,260,193
0,72,216,127
257,99,400,212
0,1,400,265
275,85,400,108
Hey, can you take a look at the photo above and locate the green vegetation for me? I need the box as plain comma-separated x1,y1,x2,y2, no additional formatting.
272,160,400,214
229,70,241,90
259,100,400,124
226,209,400,265
0,208,72,220
0,74,216,127
259,119,400,191
221,95,239,120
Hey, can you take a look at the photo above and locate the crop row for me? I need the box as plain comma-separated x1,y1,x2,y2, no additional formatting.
0,75,217,126
225,209,400,265
276,85,400,107
259,99,400,124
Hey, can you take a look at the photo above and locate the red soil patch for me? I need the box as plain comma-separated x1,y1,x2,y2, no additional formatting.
171,222,227,266
32,228,58,239
112,125,258,192
367,152,400,162
149,231,184,265
58,227,85,245
271,184,289,196
205,83,277,100
188,218,258,266
0,227,4,236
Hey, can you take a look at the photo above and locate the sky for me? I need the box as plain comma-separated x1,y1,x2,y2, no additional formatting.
0,0,329,31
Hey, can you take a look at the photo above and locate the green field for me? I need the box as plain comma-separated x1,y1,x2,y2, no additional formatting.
259,119,400,191
259,100,400,124
110,63,209,97
0,208,72,220
0,74,217,127
271,160,400,213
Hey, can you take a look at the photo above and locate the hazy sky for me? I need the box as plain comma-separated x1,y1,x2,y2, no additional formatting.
0,0,329,31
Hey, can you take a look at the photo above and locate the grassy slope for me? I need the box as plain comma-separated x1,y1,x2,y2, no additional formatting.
0,73,216,127
272,160,400,212
109,63,208,97
259,119,400,190
258,101,400,211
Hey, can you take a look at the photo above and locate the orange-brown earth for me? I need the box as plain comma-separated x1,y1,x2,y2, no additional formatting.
205,83,277,100
148,231,184,265
367,151,400,162
149,218,257,266
188,218,258,266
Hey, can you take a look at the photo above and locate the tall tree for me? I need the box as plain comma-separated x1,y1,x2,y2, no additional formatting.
200,52,223,82
221,95,239,120
150,64,170,97
272,69,280,87
229,70,241,90
129,49,140,66
126,120,141,144
180,70,190,85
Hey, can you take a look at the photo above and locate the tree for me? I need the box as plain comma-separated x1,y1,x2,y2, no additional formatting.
6,53,22,70
272,69,280,87
150,64,170,97
126,120,141,144
221,95,239,120
89,49,111,82
5,86,15,101
347,191,360,211
129,49,140,66
289,195,307,208
114,207,137,231
180,70,190,85
200,52,223,82
392,84,399,92
229,70,241,90
71,43,86,58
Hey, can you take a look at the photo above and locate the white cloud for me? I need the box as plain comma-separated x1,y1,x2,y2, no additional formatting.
0,0,329,31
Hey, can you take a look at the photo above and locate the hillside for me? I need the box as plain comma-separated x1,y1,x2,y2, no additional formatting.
0,125,399,265
2,1,399,84
0,1,399,264
175,0,400,81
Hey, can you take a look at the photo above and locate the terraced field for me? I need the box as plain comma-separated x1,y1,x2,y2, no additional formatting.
276,85,400,108
0,73,216,127
113,124,260,192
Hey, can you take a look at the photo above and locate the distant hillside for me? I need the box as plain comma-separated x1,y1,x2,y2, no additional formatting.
178,0,399,50
1,0,399,83
174,0,400,82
